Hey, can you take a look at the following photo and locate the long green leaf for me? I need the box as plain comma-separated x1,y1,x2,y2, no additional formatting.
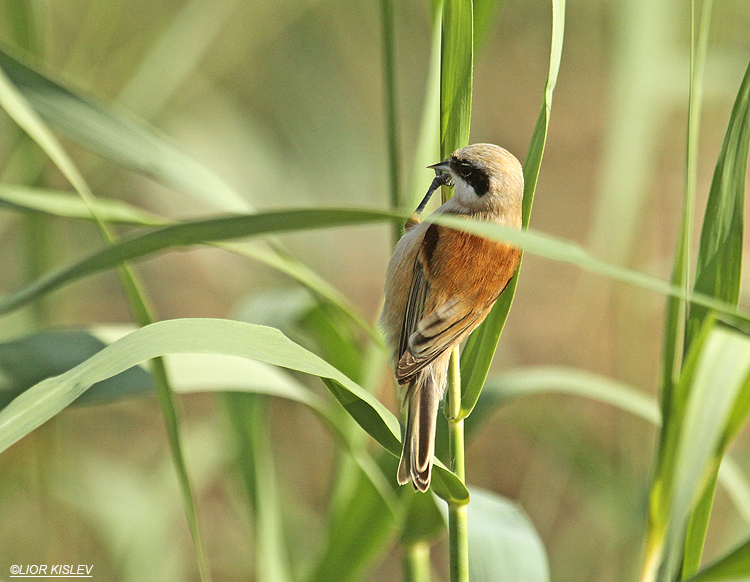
0,184,167,225
379,0,402,238
0,187,381,343
1,207,749,328
0,47,249,213
10,324,401,516
452,365,750,527
225,395,294,582
656,324,750,582
0,329,152,407
459,0,565,419
472,0,506,54
405,3,441,211
670,57,750,580
686,536,750,581
685,57,750,349
467,366,660,435
440,0,473,159
660,0,713,401
0,318,469,504
0,48,214,581
306,458,401,582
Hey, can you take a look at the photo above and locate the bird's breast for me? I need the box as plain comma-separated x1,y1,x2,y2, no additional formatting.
421,225,521,301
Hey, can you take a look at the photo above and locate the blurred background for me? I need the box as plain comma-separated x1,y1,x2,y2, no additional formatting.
0,0,749,580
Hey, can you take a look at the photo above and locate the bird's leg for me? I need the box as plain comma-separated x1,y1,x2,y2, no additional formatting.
405,171,452,230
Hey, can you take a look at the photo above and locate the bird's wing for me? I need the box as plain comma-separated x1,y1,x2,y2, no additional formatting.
397,255,429,362
395,301,478,382
395,223,520,383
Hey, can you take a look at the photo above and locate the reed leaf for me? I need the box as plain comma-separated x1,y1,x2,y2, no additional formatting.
458,0,565,419
0,318,469,504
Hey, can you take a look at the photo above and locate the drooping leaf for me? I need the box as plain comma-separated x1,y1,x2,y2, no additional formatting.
0,318,468,504
0,47,249,213
0,329,153,408
0,207,747,328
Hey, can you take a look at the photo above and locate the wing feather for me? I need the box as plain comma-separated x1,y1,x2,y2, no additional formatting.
397,257,429,363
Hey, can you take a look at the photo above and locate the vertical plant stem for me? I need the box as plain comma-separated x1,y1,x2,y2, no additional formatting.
404,542,432,582
379,0,402,246
447,349,469,582
0,69,212,581
641,3,713,580
22,213,50,324
439,0,472,578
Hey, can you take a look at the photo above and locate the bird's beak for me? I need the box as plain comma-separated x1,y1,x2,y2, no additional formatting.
427,160,451,173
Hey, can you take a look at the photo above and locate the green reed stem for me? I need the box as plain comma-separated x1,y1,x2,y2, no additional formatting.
447,349,469,582
404,542,432,582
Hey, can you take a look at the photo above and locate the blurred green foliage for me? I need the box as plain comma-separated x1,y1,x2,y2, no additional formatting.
0,0,749,581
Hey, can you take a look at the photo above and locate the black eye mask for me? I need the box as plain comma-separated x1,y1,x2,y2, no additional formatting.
450,157,490,197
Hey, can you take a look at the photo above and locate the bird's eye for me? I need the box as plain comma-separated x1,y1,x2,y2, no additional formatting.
459,162,474,178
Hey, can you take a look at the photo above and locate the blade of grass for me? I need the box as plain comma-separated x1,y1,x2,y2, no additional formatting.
0,318,469,505
0,328,153,408
684,57,750,349
305,457,402,582
660,0,712,399
656,323,750,582
459,0,565,419
0,184,167,225
472,0,506,55
224,395,294,582
405,1,441,211
439,0,473,161
450,365,750,527
0,56,212,581
0,47,249,213
649,56,750,582
379,0,402,245
0,186,382,344
439,1,474,580
2,208,750,329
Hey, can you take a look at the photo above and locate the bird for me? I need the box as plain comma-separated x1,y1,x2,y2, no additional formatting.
380,143,524,491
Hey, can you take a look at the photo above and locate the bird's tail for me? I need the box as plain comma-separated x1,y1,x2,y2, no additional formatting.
397,369,441,492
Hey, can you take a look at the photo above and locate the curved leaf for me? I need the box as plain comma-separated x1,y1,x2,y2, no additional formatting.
467,366,660,436
0,47,249,213
0,188,380,343
460,0,565,418
0,318,468,504
0,328,152,408
0,185,166,225
0,208,748,328
437,487,549,582
457,365,750,527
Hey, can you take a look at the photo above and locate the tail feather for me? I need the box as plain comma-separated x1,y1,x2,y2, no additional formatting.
397,371,440,492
